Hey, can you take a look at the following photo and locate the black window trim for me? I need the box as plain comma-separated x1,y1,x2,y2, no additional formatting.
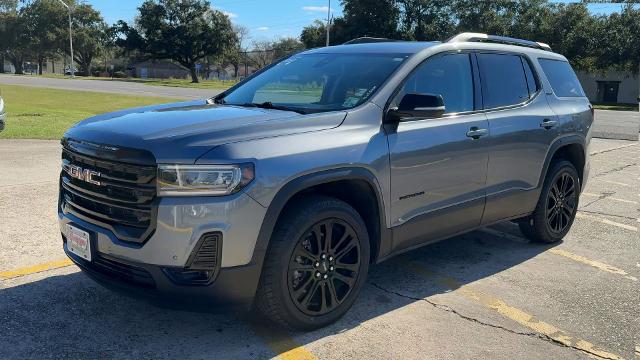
475,50,543,113
384,49,481,122
537,57,586,99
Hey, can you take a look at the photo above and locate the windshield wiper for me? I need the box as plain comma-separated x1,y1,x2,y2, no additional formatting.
238,102,308,114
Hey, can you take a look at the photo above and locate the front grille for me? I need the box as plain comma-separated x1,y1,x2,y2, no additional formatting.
60,144,157,243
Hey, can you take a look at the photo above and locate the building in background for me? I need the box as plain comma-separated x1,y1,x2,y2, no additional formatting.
577,70,639,104
130,60,190,79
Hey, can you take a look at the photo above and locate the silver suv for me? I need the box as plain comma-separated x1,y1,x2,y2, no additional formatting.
59,33,592,330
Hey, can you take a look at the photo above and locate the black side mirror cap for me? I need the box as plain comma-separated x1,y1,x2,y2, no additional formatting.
387,93,446,122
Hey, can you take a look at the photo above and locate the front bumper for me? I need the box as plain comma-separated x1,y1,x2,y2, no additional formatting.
64,241,261,307
59,191,268,306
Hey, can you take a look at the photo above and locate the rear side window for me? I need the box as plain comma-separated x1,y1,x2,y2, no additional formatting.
538,58,585,97
478,53,530,109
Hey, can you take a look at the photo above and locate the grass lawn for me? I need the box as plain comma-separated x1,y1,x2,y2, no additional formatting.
592,102,638,112
0,84,180,140
25,73,237,90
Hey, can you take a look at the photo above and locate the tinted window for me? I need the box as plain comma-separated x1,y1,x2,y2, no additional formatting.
521,57,538,97
478,53,529,108
539,58,585,97
398,53,474,114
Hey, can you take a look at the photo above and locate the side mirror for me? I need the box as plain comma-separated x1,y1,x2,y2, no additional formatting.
387,93,445,122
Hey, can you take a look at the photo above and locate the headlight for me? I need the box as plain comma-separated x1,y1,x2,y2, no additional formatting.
157,164,254,196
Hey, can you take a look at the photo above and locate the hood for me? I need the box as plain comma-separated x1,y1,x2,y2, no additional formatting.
64,100,347,163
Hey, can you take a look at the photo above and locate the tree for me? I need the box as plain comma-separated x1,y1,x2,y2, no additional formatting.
224,24,249,78
70,3,108,75
122,0,236,83
598,4,640,74
300,20,327,48
398,0,455,40
0,0,18,13
0,9,29,74
341,0,400,39
271,37,304,59
22,0,67,75
250,40,275,69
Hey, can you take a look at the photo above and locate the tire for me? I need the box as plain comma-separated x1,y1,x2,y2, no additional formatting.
255,195,370,330
519,160,580,243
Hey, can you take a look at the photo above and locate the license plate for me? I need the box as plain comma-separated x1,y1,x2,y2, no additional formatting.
67,224,92,261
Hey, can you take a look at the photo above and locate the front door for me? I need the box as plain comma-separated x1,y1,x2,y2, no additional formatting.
387,52,490,251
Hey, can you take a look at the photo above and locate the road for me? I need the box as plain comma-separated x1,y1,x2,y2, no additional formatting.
1,73,637,141
0,138,638,359
592,109,640,141
0,74,221,99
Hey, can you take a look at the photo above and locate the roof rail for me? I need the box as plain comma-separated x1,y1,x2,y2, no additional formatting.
343,37,398,45
447,32,552,51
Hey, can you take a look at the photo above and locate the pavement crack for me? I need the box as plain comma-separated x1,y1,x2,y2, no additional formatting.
593,162,637,178
578,209,637,221
369,282,619,360
370,282,540,337
590,143,637,156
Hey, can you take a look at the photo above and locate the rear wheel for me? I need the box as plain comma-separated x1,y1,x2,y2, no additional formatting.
255,196,370,330
519,160,580,243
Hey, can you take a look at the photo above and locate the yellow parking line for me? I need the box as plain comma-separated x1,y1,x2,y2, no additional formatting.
635,344,639,358
407,263,624,360
576,212,638,232
549,248,638,282
0,258,73,280
253,325,317,360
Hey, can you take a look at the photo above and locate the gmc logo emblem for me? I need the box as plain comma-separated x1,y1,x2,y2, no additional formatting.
64,164,101,186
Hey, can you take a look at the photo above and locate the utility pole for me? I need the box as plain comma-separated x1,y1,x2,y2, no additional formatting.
57,0,75,78
325,0,331,47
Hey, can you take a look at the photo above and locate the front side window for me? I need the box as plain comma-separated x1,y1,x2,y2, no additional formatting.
394,53,474,114
538,58,585,97
220,53,409,113
478,53,530,109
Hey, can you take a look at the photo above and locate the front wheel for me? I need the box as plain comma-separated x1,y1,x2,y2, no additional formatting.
255,196,370,330
519,160,580,243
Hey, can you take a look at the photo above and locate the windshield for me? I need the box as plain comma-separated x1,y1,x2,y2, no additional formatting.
220,52,410,113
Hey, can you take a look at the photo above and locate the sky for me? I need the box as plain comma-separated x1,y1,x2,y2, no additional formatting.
88,0,344,44
86,0,628,45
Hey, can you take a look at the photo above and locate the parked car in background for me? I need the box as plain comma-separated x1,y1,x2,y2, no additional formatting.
0,92,5,132
64,66,79,76
58,33,592,330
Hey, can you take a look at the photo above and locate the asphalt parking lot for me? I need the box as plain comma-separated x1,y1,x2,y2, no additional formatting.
0,137,638,360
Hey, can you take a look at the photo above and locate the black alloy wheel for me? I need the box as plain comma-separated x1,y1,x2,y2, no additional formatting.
255,195,370,330
288,218,361,316
518,160,580,243
545,172,577,235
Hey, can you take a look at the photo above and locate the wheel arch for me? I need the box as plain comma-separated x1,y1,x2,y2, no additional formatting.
538,135,587,191
251,167,390,273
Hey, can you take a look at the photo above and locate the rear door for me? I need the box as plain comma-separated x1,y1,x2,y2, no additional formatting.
477,52,559,224
387,52,490,250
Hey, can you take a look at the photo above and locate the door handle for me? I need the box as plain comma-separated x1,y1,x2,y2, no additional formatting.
540,119,558,129
466,127,488,139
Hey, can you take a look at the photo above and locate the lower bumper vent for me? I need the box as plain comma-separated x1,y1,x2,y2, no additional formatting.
163,232,222,286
